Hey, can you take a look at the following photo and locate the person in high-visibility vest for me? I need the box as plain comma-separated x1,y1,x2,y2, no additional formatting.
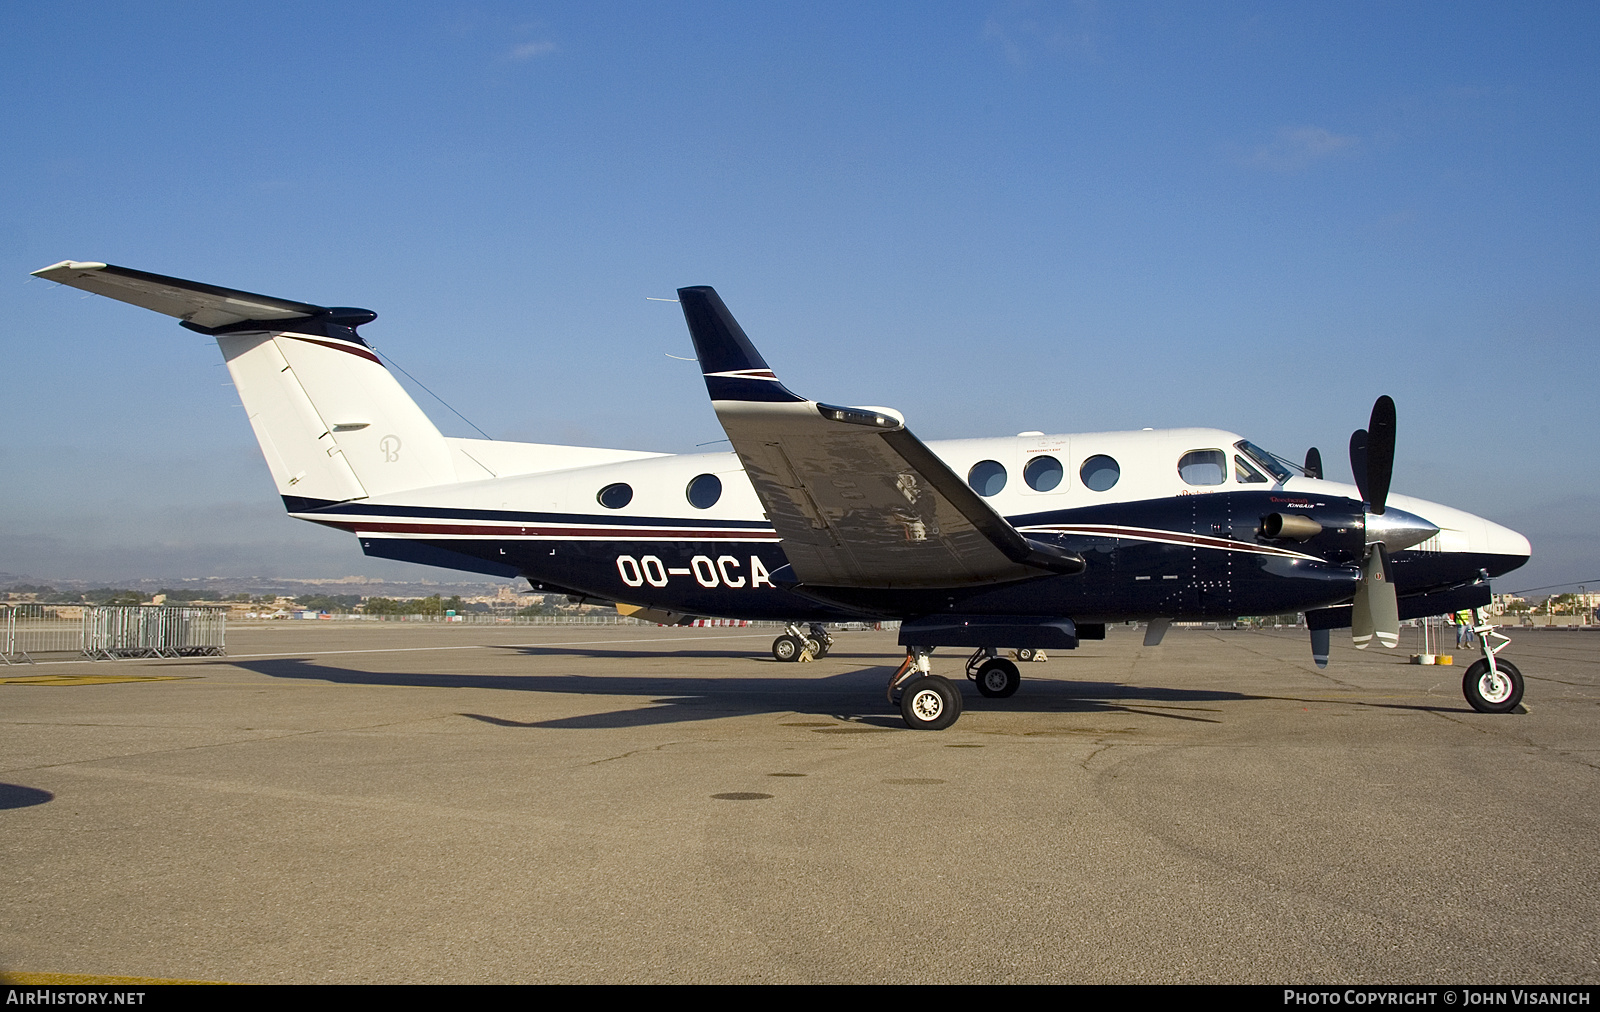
1455,609,1476,648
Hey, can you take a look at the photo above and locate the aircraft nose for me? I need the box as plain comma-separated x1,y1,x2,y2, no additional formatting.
1366,507,1438,552
1482,518,1532,560
1382,493,1533,574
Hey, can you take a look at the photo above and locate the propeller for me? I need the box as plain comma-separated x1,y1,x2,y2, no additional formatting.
1348,395,1399,650
1308,396,1424,664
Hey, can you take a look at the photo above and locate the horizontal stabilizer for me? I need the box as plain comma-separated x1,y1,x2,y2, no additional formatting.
33,261,326,330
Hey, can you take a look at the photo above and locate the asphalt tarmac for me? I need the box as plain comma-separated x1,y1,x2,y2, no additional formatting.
2,621,1596,984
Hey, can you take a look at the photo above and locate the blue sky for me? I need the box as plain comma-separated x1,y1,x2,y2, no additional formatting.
3,2,1596,592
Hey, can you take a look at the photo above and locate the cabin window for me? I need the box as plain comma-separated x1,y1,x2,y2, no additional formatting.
597,483,634,509
968,460,1007,497
686,473,723,509
1178,449,1226,486
1080,455,1120,492
1234,455,1269,484
1023,455,1064,492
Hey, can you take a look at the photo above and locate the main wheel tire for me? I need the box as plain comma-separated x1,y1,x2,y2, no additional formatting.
805,636,828,659
772,634,802,662
1015,648,1035,662
974,658,1021,698
1463,658,1523,713
900,675,963,730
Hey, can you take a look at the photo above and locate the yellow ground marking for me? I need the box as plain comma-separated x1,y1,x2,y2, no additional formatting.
0,674,195,687
0,971,235,985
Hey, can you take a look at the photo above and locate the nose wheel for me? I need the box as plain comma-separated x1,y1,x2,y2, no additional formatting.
1464,658,1523,713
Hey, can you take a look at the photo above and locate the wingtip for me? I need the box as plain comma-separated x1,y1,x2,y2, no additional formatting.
676,285,771,373
32,260,108,277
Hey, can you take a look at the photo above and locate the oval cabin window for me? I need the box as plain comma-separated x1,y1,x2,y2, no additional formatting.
686,473,723,509
1023,455,1064,492
597,483,634,509
1080,455,1120,492
968,460,1008,497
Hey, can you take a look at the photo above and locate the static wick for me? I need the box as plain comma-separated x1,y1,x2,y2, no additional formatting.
664,353,695,361
645,297,680,303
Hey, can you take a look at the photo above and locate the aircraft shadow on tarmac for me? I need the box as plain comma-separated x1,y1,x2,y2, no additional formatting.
225,656,1262,730
0,784,54,810
497,645,887,662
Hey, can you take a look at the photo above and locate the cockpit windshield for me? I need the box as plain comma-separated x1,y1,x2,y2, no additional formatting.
1235,440,1293,482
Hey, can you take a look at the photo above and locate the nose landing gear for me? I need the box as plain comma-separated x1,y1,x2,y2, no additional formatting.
1462,608,1523,714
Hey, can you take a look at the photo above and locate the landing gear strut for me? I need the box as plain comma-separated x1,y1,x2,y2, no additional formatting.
1462,607,1523,713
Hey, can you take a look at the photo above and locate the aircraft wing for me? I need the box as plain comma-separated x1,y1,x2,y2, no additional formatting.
678,286,1083,589
32,261,323,330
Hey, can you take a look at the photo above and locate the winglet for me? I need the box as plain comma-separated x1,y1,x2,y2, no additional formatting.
675,285,1085,586
677,286,806,404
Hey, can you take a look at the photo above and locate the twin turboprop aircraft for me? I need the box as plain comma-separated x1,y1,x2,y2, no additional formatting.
33,261,1533,729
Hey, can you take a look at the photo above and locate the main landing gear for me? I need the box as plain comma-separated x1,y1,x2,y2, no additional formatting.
772,623,832,663
966,647,1020,698
1462,608,1524,714
887,647,963,730
886,646,1025,730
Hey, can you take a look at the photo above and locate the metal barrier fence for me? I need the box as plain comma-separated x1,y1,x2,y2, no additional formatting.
83,606,226,659
1,605,226,663
273,613,787,627
3,604,83,662
249,613,890,630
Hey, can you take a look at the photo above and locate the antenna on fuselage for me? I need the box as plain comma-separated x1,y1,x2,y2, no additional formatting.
1302,446,1323,479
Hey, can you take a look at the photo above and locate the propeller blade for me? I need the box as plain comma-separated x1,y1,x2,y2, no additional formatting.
1371,543,1399,648
1352,557,1374,649
1351,545,1399,650
1349,429,1369,504
1365,395,1396,515
1310,627,1330,668
1304,447,1323,480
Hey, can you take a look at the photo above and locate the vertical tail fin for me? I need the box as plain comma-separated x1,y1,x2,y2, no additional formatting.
32,261,469,506
217,326,463,505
